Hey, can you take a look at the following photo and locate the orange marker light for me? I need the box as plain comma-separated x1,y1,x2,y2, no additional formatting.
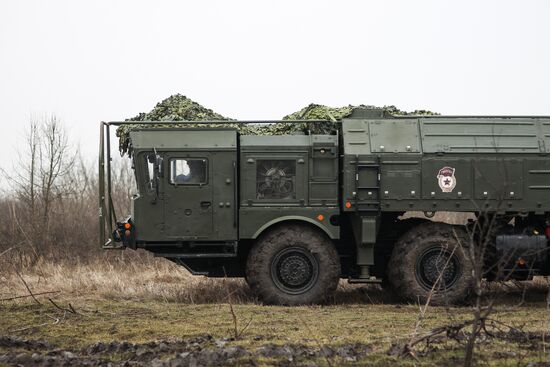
345,201,352,209
124,223,131,230
317,214,325,221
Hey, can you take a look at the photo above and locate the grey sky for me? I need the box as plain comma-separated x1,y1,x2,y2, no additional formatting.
1,0,549,178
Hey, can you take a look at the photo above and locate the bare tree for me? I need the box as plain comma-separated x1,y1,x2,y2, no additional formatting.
461,211,499,367
38,116,76,237
1,115,77,262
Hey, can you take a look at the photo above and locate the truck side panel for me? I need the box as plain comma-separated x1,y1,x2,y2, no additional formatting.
342,117,550,214
238,135,340,240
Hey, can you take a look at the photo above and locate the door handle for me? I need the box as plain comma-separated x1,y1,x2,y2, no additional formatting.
200,201,211,208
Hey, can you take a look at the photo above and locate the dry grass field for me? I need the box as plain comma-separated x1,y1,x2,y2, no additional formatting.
1,251,550,366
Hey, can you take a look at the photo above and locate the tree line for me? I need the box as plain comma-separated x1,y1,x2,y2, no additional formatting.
0,116,132,266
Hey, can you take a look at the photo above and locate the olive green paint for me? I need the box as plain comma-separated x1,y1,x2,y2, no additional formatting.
100,112,550,279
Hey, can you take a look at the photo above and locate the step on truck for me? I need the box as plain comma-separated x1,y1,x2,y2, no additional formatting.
99,108,550,305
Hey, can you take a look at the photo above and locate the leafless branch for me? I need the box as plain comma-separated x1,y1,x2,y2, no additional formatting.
402,245,458,358
0,247,15,258
9,322,50,333
13,266,41,305
48,298,78,314
223,268,252,340
0,290,60,302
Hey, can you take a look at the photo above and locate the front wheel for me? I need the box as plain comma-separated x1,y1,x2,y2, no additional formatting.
246,224,340,305
387,222,473,305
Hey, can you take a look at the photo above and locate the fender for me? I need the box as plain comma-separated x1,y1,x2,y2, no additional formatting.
251,215,337,240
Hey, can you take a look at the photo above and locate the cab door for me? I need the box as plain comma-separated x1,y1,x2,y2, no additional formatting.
164,153,213,239
162,129,238,242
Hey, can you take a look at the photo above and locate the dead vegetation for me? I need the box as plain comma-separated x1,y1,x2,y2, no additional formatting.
2,236,550,366
0,252,253,304
1,117,550,366
1,280,549,366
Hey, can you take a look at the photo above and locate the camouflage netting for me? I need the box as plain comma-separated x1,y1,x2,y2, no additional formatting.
117,94,438,156
118,95,240,156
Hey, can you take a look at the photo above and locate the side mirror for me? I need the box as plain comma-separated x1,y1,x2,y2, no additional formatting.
154,155,163,177
147,153,163,201
147,153,163,178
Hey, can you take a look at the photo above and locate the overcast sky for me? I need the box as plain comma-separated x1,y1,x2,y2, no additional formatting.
1,0,549,179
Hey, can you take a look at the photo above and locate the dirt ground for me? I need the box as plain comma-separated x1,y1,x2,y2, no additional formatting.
1,268,550,366
1,254,549,366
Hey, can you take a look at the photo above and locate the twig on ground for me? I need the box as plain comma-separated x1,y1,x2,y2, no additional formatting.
223,268,252,340
48,298,79,314
227,295,239,339
402,244,457,358
13,266,41,305
45,313,62,325
545,277,550,310
543,330,546,356
0,290,60,302
9,312,64,333
0,247,15,258
9,322,50,333
226,298,252,339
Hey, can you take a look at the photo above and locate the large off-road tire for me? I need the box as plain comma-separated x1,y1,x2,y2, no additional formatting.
246,224,340,305
388,222,473,305
379,217,431,289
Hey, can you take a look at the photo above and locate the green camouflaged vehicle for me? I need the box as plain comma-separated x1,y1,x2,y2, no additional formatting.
99,108,550,305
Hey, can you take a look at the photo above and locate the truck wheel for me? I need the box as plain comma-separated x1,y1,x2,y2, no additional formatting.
379,217,431,288
387,222,473,305
246,224,340,305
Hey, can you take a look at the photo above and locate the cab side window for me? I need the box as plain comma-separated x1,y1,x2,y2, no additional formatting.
170,158,207,185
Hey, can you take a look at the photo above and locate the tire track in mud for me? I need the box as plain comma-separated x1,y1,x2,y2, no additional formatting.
0,334,373,366
1,330,548,366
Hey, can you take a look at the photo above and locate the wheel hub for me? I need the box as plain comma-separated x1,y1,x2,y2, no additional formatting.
416,247,461,291
271,247,319,295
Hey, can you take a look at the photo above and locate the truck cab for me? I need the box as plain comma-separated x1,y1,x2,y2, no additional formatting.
131,129,238,245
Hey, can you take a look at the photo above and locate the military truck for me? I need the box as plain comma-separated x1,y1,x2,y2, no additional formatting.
99,109,550,305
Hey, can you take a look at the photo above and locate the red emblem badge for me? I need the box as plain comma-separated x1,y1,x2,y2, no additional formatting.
437,166,456,193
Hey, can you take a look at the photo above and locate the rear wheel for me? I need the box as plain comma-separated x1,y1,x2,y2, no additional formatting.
388,222,473,305
378,217,430,287
246,224,340,305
